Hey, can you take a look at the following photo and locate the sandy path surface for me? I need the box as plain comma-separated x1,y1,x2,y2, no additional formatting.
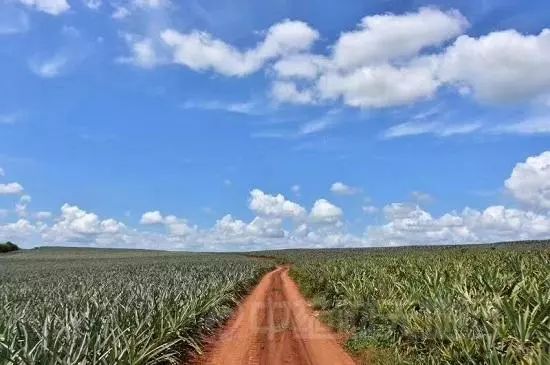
196,267,356,365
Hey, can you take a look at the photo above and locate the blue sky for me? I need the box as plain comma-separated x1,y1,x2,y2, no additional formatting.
1,0,549,250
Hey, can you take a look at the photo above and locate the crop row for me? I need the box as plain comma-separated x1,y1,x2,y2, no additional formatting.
0,251,272,364
289,246,550,364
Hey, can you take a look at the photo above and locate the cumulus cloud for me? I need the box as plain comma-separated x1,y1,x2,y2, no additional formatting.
0,219,42,244
272,54,328,80
271,80,315,104
163,215,195,237
505,151,550,210
316,63,440,108
2,152,549,249
268,8,463,108
310,199,343,224
272,16,550,108
332,7,467,69
140,210,164,224
17,0,69,15
0,182,24,195
249,189,306,219
140,210,195,237
118,7,550,110
330,182,360,196
438,29,550,103
161,20,318,76
213,214,248,236
366,203,550,245
44,204,126,243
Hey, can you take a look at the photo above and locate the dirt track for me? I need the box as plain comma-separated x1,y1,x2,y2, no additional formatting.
197,267,356,365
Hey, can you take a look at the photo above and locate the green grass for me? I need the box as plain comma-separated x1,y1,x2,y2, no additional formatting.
278,242,550,364
0,247,273,364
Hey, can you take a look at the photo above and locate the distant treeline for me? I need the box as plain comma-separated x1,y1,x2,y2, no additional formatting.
0,241,19,253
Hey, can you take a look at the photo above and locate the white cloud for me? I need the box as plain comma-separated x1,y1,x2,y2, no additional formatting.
382,117,549,140
439,29,550,103
310,199,343,224
17,0,69,15
119,36,159,68
181,100,257,114
271,8,464,108
249,189,306,219
332,7,467,70
211,214,286,244
492,117,550,135
463,206,550,241
163,215,195,237
382,121,481,139
366,203,550,245
140,210,163,224
214,214,248,236
272,54,328,80
44,204,126,243
0,182,24,195
298,110,341,136
110,0,168,19
271,80,315,104
0,219,42,244
140,210,195,237
291,184,300,195
330,182,360,196
2,152,549,249
15,194,31,217
161,20,318,76
247,217,285,238
317,64,440,108
29,55,67,78
115,8,550,110
83,0,101,9
505,151,550,210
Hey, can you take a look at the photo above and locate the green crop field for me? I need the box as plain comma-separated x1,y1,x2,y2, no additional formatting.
281,242,550,364
0,247,273,364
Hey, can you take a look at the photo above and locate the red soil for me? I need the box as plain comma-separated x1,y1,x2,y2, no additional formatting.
195,267,356,365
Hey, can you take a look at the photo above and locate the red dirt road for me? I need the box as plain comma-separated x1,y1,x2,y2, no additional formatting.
197,267,356,365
